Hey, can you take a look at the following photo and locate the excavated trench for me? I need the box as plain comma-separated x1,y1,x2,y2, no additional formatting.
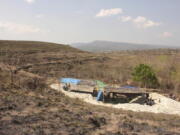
63,83,155,105
50,83,180,115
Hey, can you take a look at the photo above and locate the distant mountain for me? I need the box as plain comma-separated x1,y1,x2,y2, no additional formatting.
71,40,179,52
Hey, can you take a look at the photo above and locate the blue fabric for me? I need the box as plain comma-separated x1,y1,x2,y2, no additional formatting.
121,86,137,89
96,90,103,101
60,78,81,85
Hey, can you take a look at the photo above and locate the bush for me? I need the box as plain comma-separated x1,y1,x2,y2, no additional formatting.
132,64,159,88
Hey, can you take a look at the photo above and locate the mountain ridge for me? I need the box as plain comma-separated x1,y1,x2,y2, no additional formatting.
71,40,179,52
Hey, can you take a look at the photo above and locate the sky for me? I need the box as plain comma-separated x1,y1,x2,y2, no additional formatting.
0,0,180,46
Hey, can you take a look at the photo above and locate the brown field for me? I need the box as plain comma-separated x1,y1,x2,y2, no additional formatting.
0,40,180,135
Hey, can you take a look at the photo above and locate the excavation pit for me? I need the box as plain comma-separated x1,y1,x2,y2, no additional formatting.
61,81,154,106
50,83,180,115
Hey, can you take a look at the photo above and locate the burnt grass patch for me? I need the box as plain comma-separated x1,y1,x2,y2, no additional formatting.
0,86,180,135
0,41,180,134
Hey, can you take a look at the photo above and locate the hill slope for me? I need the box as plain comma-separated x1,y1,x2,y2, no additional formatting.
72,40,179,52
0,40,180,135
0,40,81,53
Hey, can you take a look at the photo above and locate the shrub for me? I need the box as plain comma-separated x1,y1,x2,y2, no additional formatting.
132,64,159,88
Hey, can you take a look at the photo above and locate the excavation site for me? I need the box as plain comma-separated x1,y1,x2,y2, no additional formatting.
51,78,180,115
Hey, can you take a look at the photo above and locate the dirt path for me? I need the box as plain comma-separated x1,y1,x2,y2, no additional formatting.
50,84,180,115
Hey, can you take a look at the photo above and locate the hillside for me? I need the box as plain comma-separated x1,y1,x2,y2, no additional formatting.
1,40,180,95
72,40,179,52
0,40,180,135
0,40,82,53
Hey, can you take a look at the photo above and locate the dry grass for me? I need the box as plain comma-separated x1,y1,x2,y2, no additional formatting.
1,40,180,96
1,77,180,134
0,40,180,135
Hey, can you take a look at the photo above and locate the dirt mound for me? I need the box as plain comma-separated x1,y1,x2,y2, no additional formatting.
51,84,180,115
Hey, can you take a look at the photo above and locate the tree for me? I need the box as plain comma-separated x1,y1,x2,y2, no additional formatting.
132,64,159,88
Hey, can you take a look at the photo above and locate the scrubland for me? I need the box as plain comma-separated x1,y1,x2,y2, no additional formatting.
0,40,180,135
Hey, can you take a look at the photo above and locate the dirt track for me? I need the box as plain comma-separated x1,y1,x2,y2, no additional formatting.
51,84,180,115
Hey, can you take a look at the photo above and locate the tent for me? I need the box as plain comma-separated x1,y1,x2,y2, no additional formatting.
60,78,81,85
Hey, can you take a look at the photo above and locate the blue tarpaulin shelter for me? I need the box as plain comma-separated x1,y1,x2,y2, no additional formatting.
60,78,81,85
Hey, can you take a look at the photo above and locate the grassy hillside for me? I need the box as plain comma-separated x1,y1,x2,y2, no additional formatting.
1,40,180,94
0,40,85,66
0,40,81,53
0,40,180,134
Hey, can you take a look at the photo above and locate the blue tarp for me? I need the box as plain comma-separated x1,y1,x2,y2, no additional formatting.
60,78,81,85
120,86,137,89
96,90,103,101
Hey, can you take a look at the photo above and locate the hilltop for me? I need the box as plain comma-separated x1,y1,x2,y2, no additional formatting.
0,40,82,53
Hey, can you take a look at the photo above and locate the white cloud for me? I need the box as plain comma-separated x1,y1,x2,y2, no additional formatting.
24,0,36,4
162,32,173,38
143,20,160,28
36,14,44,18
96,8,123,17
121,16,160,28
121,16,132,22
0,21,41,34
133,16,160,28
133,16,147,23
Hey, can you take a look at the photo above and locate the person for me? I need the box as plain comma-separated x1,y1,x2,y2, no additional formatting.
68,83,71,89
93,86,98,97
63,83,70,91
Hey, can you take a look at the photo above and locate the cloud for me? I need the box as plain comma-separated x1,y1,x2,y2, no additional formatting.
143,20,160,28
96,8,123,17
161,32,173,38
133,16,160,28
120,16,132,22
121,15,161,29
0,21,41,34
36,14,44,18
24,0,36,4
133,16,147,23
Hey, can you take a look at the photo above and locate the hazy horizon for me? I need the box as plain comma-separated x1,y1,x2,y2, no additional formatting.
71,40,180,47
